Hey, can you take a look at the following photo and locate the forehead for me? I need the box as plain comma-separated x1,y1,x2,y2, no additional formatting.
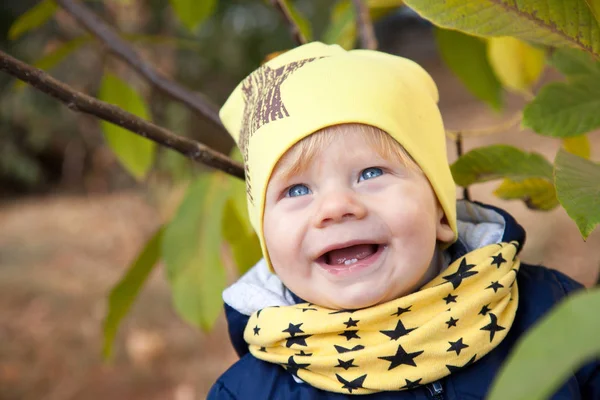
271,124,414,183
273,129,370,180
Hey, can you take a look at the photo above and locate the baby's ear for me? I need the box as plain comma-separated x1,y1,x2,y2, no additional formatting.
435,205,455,243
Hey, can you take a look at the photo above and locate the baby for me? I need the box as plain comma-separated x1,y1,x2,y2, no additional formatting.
208,42,599,399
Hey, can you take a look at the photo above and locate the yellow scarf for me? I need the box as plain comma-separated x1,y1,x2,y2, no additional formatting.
244,242,520,394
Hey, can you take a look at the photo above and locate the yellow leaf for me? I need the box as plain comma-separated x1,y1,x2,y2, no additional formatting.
562,136,591,159
487,37,546,93
494,178,558,211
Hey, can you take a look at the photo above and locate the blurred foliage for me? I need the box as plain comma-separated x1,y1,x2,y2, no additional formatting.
2,1,600,399
0,0,333,195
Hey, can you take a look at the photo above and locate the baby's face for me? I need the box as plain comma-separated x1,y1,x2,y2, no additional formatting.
263,129,454,310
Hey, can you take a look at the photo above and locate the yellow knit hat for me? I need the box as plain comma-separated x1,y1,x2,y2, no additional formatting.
220,42,457,270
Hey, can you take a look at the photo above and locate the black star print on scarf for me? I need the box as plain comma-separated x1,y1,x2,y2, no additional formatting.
283,322,304,336
443,293,458,304
486,281,504,293
402,378,422,389
329,309,356,315
335,358,358,370
339,330,361,341
283,355,310,376
282,322,312,348
296,350,312,357
446,354,477,373
391,305,412,317
479,304,491,316
491,253,506,268
336,374,367,393
335,344,365,354
286,335,311,348
256,305,279,318
343,317,359,328
445,316,458,328
443,258,478,289
447,338,469,355
253,325,260,335
380,320,415,340
481,313,506,342
378,344,424,370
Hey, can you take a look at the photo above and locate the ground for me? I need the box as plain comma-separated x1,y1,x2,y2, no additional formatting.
0,56,599,400
0,193,238,400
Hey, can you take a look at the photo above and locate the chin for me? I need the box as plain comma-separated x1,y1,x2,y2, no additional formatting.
330,291,387,310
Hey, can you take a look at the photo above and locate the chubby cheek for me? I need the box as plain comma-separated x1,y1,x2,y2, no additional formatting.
264,213,308,277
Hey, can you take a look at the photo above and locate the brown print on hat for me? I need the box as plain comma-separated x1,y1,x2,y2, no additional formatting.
239,57,319,204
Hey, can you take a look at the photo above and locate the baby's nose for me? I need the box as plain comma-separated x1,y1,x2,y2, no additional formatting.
312,191,367,228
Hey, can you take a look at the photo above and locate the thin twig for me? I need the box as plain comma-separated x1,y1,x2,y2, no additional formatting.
455,133,471,201
351,0,378,50
271,0,307,45
445,111,522,140
0,50,245,179
54,0,225,132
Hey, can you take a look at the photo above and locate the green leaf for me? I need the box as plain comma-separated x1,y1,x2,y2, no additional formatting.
222,200,262,275
8,0,57,40
169,0,216,32
434,28,502,109
283,0,313,42
549,47,600,78
163,174,229,331
403,0,600,57
493,178,558,211
487,37,546,94
554,148,600,238
488,288,600,400
522,75,600,137
451,145,553,186
228,148,254,235
102,226,164,359
98,73,156,180
585,0,600,21
562,135,592,159
322,0,356,50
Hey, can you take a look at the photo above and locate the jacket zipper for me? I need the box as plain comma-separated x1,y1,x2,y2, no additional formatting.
426,381,444,400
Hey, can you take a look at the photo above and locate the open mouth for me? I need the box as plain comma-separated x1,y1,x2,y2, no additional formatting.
316,243,386,276
321,244,379,266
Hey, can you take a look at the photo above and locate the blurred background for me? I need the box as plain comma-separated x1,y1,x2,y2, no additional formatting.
0,1,598,399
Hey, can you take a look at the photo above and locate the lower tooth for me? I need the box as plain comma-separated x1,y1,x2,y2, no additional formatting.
344,258,358,266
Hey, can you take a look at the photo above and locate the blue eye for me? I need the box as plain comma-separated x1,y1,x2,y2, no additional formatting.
286,184,311,197
359,167,383,181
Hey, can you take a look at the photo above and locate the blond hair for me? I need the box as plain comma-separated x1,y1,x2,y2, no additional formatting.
275,124,420,182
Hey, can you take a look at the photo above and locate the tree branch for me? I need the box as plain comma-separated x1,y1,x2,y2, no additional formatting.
351,0,378,50
0,50,245,180
54,0,225,133
270,0,307,46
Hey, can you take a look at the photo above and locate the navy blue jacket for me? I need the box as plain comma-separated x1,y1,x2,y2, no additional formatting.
208,203,600,399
